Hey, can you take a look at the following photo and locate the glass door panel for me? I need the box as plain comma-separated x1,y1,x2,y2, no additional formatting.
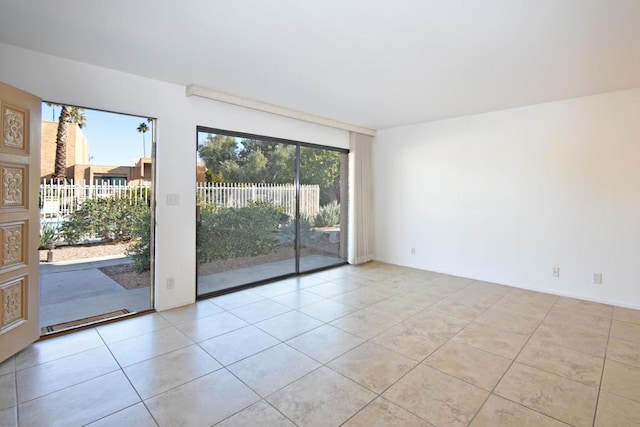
196,131,296,296
298,146,348,272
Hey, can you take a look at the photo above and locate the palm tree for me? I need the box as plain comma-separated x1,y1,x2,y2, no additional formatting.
137,122,149,158
52,105,86,180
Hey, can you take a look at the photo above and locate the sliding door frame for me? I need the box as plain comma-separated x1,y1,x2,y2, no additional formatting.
195,126,348,300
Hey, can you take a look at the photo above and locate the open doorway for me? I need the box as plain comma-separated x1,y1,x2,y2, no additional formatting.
38,103,155,334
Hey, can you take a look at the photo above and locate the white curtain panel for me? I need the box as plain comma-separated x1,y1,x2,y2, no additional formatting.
348,132,375,264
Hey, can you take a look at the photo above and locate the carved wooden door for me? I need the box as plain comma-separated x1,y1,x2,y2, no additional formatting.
0,82,41,362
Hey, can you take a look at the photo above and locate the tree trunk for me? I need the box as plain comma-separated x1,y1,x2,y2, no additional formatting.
52,105,70,180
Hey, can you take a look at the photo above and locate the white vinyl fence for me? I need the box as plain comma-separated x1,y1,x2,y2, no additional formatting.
40,180,319,218
197,182,319,217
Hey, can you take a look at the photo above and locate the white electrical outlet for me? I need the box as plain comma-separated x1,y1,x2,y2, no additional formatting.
411,248,416,255
166,277,175,289
552,267,560,278
593,273,603,285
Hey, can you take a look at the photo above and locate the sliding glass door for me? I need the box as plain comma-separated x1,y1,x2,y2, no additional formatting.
298,146,348,273
196,127,347,298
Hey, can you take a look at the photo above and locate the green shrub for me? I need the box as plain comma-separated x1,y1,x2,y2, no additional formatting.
314,201,340,227
59,196,149,243
39,222,59,249
196,202,284,264
277,214,313,248
126,210,152,273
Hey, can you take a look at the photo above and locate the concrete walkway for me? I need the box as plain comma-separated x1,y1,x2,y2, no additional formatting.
39,256,152,329
39,254,344,329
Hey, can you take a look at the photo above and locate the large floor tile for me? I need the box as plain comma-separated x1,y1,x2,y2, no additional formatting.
15,329,104,370
454,321,530,359
158,300,223,325
425,339,511,391
270,290,326,309
199,325,280,366
16,347,119,403
330,308,398,340
613,306,640,325
383,364,488,427
495,363,598,427
210,290,265,310
474,307,543,334
107,326,193,367
216,400,295,427
601,359,640,402
492,289,557,316
532,321,608,358
544,308,611,336
0,358,14,376
95,313,170,344
554,297,613,318
0,374,15,411
343,397,431,426
470,394,569,427
328,342,416,393
595,392,640,426
329,288,390,309
371,316,461,361
287,324,364,364
305,281,360,298
610,319,640,344
0,406,17,427
86,402,157,427
145,369,259,427
250,281,300,299
429,274,474,288
228,344,320,397
229,299,291,323
175,311,248,342
281,275,328,289
428,299,489,323
17,371,139,427
267,366,376,427
516,337,604,387
297,299,356,322
255,311,323,341
379,290,444,315
124,345,221,399
607,337,640,368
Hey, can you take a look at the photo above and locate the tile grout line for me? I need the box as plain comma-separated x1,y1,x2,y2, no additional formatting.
592,311,615,427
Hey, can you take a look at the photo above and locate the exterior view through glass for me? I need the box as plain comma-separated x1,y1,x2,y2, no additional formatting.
196,128,348,297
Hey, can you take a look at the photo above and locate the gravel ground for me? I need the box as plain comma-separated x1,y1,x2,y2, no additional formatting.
39,241,132,263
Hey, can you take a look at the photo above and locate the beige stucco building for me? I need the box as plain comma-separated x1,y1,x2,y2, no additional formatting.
40,120,152,184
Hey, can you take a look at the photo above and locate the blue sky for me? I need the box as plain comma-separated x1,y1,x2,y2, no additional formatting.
42,103,153,166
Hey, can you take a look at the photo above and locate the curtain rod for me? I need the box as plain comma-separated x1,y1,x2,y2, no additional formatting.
186,84,376,137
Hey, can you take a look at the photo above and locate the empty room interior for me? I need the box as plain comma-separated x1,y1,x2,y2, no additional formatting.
1,1,639,426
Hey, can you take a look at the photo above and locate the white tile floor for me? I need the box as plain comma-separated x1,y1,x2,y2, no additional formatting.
2,262,640,426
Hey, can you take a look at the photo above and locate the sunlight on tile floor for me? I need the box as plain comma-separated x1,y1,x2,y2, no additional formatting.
2,262,640,426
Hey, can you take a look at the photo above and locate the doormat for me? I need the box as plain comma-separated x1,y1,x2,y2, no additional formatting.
41,309,132,334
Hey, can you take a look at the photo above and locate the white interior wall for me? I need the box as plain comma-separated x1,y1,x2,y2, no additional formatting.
0,42,349,311
374,88,640,309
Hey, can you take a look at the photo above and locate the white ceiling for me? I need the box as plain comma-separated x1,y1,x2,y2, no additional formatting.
1,0,639,130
